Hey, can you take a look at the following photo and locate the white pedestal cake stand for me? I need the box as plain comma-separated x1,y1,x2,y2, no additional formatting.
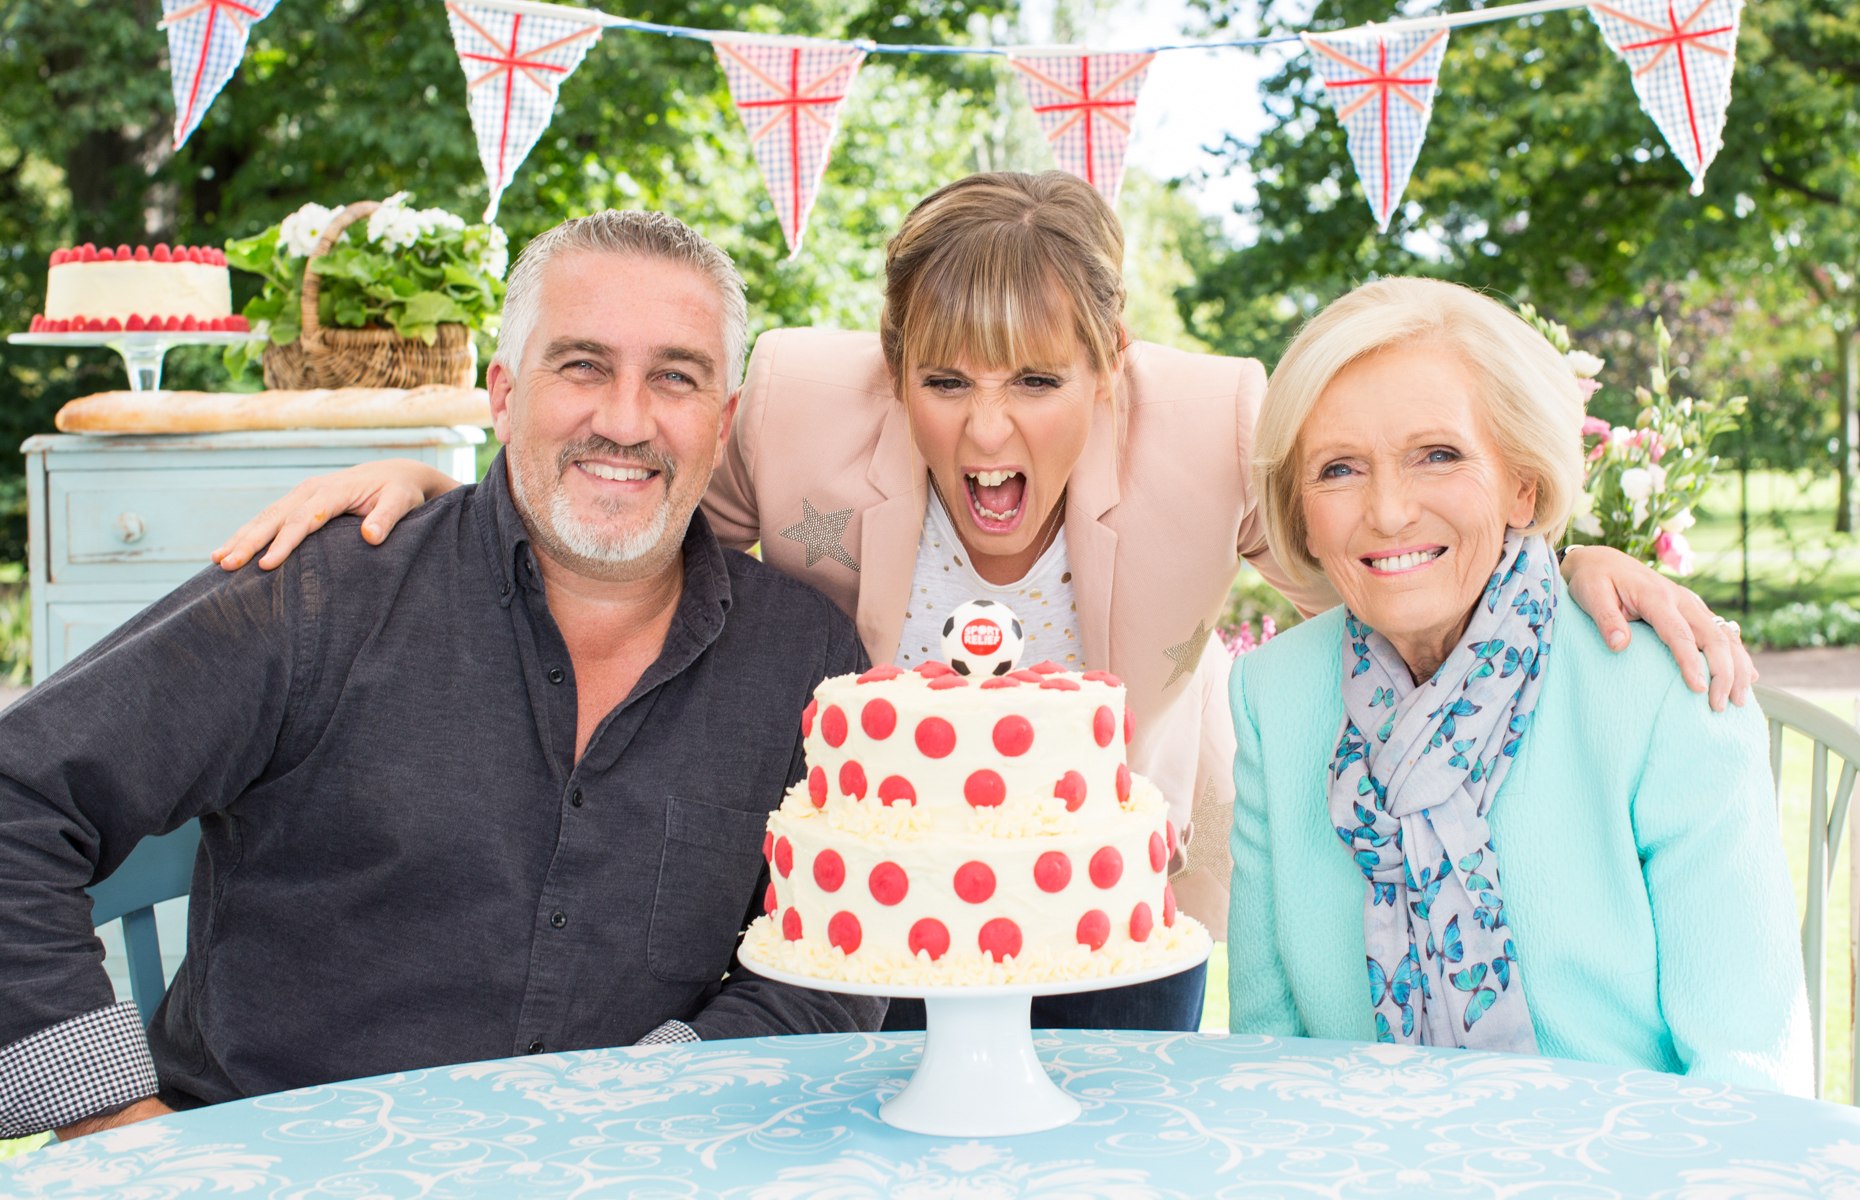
9,331,265,392
739,942,1210,1138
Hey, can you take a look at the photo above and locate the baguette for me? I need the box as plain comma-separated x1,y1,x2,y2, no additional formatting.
55,386,493,434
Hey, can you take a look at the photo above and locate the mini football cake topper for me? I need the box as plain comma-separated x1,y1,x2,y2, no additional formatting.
941,599,1026,676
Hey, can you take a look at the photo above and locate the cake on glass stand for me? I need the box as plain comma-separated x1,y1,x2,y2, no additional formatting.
8,329,264,393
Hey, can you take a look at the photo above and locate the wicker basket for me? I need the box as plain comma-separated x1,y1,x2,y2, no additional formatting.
262,200,477,390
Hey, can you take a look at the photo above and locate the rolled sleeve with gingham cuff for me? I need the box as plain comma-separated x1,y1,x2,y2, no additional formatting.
634,1020,699,1047
0,1002,160,1138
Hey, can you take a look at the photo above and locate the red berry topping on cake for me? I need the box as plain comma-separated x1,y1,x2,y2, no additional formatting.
114,244,132,261
1027,660,1064,674
782,908,803,941
1039,677,1079,691
800,699,816,738
1082,670,1123,686
48,250,65,267
909,918,950,960
774,837,794,878
1008,669,1044,683
1053,770,1087,812
1163,884,1178,928
978,918,1022,962
1077,910,1110,951
1149,832,1167,872
1130,902,1154,942
927,675,968,690
764,883,777,913
1034,851,1072,893
857,664,903,683
821,704,848,748
861,699,896,739
813,849,846,892
869,862,909,906
163,316,182,331
915,661,956,678
78,243,98,261
229,315,250,332
992,715,1033,757
102,317,123,332
915,717,956,759
133,246,151,261
828,911,862,954
180,315,199,331
1125,708,1135,744
838,760,867,800
954,861,996,903
1116,763,1132,803
964,770,1005,808
980,677,1021,690
96,247,115,262
807,766,827,808
1089,846,1123,889
1093,706,1116,748
877,775,916,806
152,244,172,262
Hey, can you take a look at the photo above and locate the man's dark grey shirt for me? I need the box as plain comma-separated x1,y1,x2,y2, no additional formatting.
0,453,877,1126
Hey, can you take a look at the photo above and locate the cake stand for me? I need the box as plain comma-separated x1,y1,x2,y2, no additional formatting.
739,940,1210,1137
8,331,266,392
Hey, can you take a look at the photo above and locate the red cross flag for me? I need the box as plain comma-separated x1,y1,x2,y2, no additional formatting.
1588,0,1742,195
1007,52,1155,205
715,38,867,256
446,1,603,221
160,0,280,150
1301,28,1450,233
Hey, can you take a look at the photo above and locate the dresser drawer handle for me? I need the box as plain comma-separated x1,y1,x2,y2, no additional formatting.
116,513,147,545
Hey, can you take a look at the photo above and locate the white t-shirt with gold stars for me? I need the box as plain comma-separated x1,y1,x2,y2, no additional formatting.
894,494,1084,670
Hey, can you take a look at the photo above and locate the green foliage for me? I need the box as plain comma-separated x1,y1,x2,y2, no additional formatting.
0,561,26,685
1742,601,1860,650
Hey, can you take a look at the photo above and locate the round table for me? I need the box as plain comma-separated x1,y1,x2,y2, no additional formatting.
8,1033,1858,1197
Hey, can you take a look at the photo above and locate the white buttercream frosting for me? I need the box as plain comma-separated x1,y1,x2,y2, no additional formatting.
46,260,232,322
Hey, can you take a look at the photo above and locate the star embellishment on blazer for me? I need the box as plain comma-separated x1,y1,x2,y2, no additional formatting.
779,499,860,572
1162,619,1213,688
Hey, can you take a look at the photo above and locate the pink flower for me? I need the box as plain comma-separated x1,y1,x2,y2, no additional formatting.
1655,531,1695,576
1577,378,1603,403
1581,415,1611,437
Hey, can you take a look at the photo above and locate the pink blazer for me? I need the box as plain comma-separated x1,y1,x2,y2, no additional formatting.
704,328,1335,936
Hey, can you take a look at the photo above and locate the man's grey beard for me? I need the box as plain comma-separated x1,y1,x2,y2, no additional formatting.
510,436,679,568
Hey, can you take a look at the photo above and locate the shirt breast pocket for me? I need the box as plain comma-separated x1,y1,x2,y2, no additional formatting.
647,795,772,983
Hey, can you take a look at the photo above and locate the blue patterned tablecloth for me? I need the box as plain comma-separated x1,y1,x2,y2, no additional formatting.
8,1032,1859,1198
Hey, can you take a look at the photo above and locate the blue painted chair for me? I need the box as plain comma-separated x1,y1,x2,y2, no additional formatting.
85,824,201,1024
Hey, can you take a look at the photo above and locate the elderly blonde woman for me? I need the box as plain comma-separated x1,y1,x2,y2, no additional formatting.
1227,277,1810,1093
215,177,1751,1033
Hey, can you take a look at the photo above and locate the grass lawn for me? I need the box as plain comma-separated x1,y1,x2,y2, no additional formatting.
1687,469,1860,618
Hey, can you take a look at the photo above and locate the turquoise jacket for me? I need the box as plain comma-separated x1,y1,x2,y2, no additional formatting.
1228,599,1812,1096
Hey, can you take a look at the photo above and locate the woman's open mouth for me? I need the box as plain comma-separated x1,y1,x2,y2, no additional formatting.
964,468,1027,534
1363,547,1446,575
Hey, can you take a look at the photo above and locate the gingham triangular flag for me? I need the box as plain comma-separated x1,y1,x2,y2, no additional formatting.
446,1,602,221
1588,0,1742,195
1301,28,1450,233
1007,52,1155,204
160,0,281,150
715,38,866,256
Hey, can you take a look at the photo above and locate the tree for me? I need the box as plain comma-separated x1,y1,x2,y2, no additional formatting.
1184,0,1859,528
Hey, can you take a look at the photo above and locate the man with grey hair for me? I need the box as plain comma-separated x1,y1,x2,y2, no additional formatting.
0,210,881,1142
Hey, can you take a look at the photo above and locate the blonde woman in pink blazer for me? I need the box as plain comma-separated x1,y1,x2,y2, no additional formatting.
214,173,1754,1031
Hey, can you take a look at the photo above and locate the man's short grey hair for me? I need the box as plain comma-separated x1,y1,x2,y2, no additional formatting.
494,210,749,392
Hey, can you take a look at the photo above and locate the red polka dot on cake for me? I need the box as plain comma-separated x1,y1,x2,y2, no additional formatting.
1149,832,1167,873
1028,660,1064,675
993,715,1034,757
909,918,950,960
1092,706,1116,748
1039,677,1079,691
1163,884,1178,928
1077,909,1110,951
927,676,968,690
915,717,956,759
774,837,794,878
978,917,1023,962
762,832,774,863
828,911,862,954
1130,902,1154,942
1034,851,1072,893
1008,669,1044,684
782,908,803,941
877,775,917,806
1082,670,1123,686
1053,770,1087,812
915,661,956,678
980,677,1021,690
813,849,846,892
1125,708,1135,744
964,770,1005,808
869,862,909,905
763,883,777,913
1115,763,1132,803
857,664,903,683
808,766,828,808
862,698,897,740
1090,846,1123,889
954,861,996,903
838,761,867,800
821,705,848,748
801,700,816,738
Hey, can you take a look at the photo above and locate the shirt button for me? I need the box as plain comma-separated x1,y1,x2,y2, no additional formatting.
548,667,565,685
550,910,567,929
499,581,510,596
527,1040,545,1055
570,788,584,808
